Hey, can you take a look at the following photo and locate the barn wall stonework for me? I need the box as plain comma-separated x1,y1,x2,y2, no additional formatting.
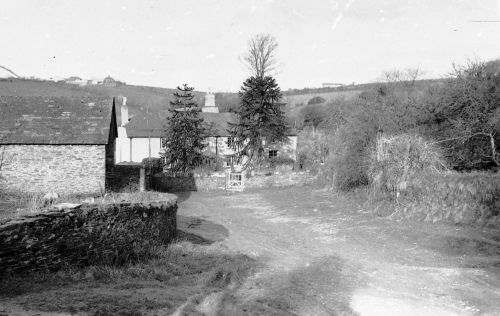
1,145,106,194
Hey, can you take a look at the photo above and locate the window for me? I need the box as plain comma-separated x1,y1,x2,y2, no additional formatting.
226,137,235,147
225,156,232,167
269,150,278,158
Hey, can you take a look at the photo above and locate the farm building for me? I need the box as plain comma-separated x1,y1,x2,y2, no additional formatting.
114,95,297,167
0,96,117,194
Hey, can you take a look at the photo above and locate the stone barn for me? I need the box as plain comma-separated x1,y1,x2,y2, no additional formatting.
0,96,117,194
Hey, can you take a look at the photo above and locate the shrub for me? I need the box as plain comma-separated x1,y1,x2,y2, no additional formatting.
268,156,295,167
368,134,447,195
142,157,163,174
327,114,376,191
307,96,326,105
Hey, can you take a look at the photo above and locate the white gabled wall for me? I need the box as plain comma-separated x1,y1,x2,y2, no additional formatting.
130,137,162,162
115,136,162,163
115,135,298,164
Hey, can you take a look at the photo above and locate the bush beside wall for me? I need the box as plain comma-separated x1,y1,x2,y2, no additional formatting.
0,196,177,276
108,164,143,192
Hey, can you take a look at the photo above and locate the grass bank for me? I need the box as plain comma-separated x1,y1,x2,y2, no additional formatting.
0,241,256,315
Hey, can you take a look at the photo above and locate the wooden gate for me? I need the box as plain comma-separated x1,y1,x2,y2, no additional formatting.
225,172,244,191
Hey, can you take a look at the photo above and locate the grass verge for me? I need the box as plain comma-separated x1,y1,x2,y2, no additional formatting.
0,241,256,316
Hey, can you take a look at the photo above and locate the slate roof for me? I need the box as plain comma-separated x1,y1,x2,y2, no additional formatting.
125,111,238,137
201,112,238,137
0,96,115,144
125,110,298,138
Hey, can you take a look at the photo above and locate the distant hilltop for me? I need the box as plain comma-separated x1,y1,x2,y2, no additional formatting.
0,66,125,88
50,75,126,87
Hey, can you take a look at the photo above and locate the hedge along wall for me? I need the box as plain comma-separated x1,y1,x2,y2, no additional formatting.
398,172,500,224
0,196,177,276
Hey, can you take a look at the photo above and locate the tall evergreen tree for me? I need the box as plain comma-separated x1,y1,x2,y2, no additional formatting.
229,76,289,168
162,84,206,173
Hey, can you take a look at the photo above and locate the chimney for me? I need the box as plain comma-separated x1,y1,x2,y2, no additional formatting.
121,97,128,127
202,90,219,113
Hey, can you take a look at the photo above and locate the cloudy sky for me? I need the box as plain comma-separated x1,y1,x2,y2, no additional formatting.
1,0,499,91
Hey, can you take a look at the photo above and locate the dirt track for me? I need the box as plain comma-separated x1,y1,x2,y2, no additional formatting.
177,187,500,315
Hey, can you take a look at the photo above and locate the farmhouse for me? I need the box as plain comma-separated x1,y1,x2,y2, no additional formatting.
115,95,297,167
0,96,117,194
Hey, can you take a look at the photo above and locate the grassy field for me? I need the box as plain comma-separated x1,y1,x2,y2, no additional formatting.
0,78,363,117
283,89,362,119
0,78,205,120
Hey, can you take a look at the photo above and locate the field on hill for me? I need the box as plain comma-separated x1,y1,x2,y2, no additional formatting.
0,79,205,121
0,78,369,123
283,89,363,119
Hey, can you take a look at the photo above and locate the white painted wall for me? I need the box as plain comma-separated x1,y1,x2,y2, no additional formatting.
115,136,131,163
115,135,297,164
131,137,162,162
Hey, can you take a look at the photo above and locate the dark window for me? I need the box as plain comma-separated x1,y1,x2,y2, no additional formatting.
227,137,235,147
269,150,278,158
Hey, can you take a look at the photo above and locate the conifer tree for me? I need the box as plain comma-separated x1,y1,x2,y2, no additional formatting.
162,84,206,173
229,76,289,168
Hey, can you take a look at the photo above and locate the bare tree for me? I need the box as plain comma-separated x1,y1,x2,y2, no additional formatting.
242,34,278,78
433,59,500,169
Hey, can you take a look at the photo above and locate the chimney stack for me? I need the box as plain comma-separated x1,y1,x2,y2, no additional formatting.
121,96,128,127
202,90,218,112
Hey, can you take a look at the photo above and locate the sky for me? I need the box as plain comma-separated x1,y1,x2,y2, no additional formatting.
1,0,499,91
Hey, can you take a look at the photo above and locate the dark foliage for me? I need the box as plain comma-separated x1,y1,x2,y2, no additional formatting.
229,76,290,167
162,84,206,173
307,96,326,105
142,157,163,173
428,60,500,170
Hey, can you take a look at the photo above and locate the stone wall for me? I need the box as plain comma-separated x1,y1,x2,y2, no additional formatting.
0,196,177,276
245,171,314,189
152,171,314,192
1,145,106,194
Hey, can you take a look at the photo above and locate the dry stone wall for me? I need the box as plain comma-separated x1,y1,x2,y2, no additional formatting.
1,145,106,194
152,171,315,192
0,196,177,276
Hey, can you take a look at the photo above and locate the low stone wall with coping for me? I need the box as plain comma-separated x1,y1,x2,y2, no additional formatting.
0,194,177,276
152,171,315,192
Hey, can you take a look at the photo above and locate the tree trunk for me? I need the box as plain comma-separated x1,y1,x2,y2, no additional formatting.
490,133,499,167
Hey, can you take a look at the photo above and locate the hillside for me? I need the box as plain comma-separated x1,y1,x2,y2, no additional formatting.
283,89,363,119
0,78,206,121
0,78,445,125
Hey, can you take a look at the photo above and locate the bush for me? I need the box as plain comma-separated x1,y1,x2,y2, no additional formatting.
142,158,163,174
368,134,447,195
268,156,295,167
327,111,377,191
307,96,326,105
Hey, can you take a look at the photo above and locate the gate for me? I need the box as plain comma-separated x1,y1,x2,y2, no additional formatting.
225,172,244,191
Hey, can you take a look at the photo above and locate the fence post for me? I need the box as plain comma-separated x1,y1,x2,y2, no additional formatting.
139,167,146,192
